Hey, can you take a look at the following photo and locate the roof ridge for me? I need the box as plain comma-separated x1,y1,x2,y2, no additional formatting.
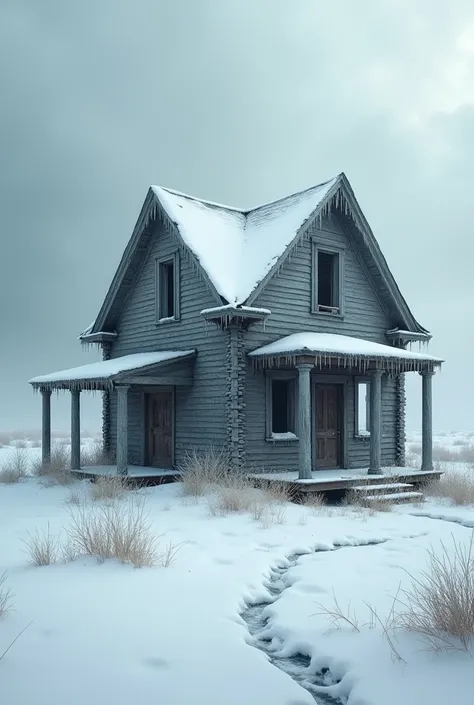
153,174,341,216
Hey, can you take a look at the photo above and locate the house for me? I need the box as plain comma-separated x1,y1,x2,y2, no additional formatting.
30,173,442,481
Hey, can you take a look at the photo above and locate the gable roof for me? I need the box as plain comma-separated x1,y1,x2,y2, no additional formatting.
88,173,428,337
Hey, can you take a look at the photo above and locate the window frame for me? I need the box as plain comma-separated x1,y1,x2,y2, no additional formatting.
311,241,344,316
265,371,298,441
155,252,180,324
355,377,371,438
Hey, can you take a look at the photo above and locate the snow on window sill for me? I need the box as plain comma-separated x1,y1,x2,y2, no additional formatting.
266,432,299,442
156,316,177,326
355,432,371,440
310,309,344,320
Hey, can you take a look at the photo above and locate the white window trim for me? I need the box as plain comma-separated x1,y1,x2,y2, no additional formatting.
265,371,299,441
355,377,371,438
311,241,344,317
155,252,181,324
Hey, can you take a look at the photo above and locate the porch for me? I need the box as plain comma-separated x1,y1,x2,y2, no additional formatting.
29,350,196,476
249,332,443,479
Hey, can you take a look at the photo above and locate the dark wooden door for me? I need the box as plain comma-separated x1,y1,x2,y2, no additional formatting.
314,384,341,469
146,391,174,468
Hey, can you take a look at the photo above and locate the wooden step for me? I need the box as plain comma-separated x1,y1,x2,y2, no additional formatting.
364,491,423,503
353,482,414,493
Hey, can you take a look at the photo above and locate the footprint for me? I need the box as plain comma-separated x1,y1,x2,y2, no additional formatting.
297,583,327,594
214,558,234,565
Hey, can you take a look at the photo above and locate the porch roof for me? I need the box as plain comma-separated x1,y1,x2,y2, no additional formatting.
29,350,196,391
248,332,443,373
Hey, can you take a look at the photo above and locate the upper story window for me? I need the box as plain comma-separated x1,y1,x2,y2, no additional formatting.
155,252,180,323
311,243,343,315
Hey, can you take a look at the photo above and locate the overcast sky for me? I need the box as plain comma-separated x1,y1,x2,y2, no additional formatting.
1,0,473,433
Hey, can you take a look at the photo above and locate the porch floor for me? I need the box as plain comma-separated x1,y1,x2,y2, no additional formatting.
249,467,442,493
74,465,180,480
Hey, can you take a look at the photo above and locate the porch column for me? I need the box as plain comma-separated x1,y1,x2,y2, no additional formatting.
420,371,434,471
70,389,81,471
116,385,130,475
296,363,313,480
368,369,383,474
41,389,51,466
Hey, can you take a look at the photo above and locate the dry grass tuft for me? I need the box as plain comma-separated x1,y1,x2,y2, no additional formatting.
23,525,60,566
178,447,230,496
0,572,13,617
0,447,29,483
302,492,327,512
397,534,474,652
64,487,84,505
66,498,158,567
90,475,132,502
207,477,256,516
81,441,114,467
32,444,75,485
425,469,474,506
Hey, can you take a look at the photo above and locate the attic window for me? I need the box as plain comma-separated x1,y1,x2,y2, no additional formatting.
312,245,343,315
155,253,180,323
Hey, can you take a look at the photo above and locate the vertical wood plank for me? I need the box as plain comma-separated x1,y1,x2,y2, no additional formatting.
369,370,382,474
41,389,52,466
421,371,434,472
70,390,81,471
116,386,129,475
297,364,313,479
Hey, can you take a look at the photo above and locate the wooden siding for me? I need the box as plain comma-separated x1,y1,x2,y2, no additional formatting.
108,219,227,466
244,213,399,471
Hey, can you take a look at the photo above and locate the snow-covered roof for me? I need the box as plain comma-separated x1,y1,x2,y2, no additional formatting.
249,333,443,373
29,351,195,391
153,177,338,305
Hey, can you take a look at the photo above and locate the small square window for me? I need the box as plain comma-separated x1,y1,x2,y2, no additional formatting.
356,381,370,436
156,254,179,322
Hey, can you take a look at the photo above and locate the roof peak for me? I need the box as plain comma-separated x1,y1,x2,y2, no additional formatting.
152,174,342,215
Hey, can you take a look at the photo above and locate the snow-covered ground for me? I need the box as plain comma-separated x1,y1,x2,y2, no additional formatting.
1,435,474,705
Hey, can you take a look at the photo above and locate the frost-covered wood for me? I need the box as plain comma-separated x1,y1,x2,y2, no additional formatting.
41,389,51,465
421,371,434,472
70,390,81,471
116,386,129,475
369,370,383,474
296,364,313,479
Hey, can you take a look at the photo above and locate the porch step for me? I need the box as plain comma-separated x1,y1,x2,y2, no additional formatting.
364,490,424,504
353,482,414,493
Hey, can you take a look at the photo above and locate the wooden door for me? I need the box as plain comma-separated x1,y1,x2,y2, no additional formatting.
146,391,174,467
314,384,341,468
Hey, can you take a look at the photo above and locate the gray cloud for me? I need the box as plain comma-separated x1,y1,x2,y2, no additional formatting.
1,0,473,431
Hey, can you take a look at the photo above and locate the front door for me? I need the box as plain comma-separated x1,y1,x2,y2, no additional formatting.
314,384,341,469
146,390,174,467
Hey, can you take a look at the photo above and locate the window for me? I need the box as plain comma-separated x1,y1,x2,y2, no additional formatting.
266,375,297,440
356,381,370,436
155,253,180,322
312,244,343,314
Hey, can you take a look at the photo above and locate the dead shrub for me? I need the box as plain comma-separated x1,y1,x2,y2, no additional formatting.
23,525,60,566
397,534,474,652
302,492,326,512
0,572,13,617
425,469,474,506
32,444,75,485
432,446,458,462
81,441,114,467
66,498,158,567
408,442,422,456
0,431,13,447
0,447,29,483
178,447,230,496
90,475,132,502
458,445,474,464
208,479,255,516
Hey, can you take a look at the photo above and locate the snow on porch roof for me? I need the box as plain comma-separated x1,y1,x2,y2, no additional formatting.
29,350,195,391
152,176,338,305
248,333,443,373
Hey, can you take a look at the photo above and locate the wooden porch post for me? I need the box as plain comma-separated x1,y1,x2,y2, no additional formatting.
70,389,81,471
420,371,434,472
41,389,51,466
116,385,130,475
296,363,313,480
368,370,383,475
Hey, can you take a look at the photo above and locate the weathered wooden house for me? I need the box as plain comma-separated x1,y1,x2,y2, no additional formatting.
30,173,442,484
